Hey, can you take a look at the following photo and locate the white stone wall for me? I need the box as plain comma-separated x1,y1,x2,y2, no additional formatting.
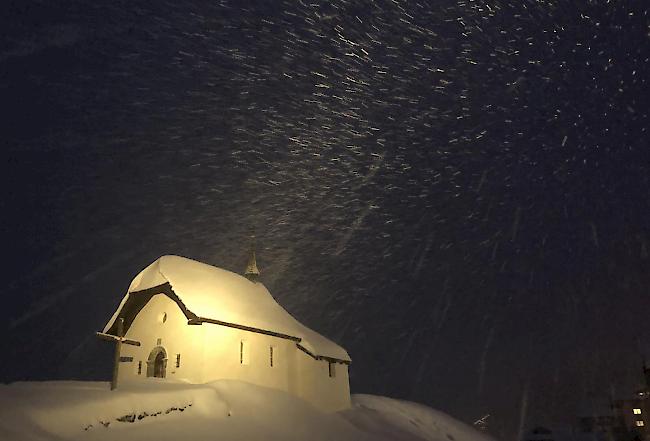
295,351,351,412
117,293,350,412
119,294,204,383
200,324,294,392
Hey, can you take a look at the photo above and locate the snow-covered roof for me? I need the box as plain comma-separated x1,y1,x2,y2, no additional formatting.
103,255,350,362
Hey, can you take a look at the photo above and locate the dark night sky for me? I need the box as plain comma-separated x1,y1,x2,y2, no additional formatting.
1,1,649,440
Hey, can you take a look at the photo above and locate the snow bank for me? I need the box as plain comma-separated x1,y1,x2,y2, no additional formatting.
0,380,228,440
0,380,495,441
345,395,496,441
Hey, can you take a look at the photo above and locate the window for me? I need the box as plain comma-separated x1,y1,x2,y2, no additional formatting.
328,362,336,378
158,312,167,323
176,354,181,368
156,338,162,346
240,340,250,365
634,409,642,415
137,361,142,375
636,421,644,427
270,346,275,367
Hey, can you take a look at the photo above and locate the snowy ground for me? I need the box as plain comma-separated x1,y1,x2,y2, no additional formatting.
0,380,495,441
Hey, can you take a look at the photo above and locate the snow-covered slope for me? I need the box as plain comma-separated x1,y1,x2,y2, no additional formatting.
0,380,495,441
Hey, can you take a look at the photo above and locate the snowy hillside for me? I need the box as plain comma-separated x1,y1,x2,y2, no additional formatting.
0,380,494,441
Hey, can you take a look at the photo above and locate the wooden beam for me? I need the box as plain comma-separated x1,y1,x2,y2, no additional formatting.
194,317,302,342
193,318,351,364
111,318,124,390
296,342,317,360
105,282,199,337
96,332,141,346
296,343,351,365
96,318,142,391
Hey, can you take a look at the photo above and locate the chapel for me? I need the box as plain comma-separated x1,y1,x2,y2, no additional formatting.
100,253,351,412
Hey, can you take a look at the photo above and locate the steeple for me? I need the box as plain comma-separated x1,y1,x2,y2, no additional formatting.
243,236,260,282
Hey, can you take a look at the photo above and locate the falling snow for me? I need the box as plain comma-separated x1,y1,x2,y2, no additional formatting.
2,1,649,440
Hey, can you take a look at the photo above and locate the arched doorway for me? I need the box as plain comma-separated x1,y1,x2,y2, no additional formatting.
146,346,167,378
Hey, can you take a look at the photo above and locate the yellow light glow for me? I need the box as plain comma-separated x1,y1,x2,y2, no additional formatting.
100,256,353,412
634,409,642,415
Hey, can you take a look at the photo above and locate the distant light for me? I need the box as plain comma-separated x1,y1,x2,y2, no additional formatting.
634,409,642,415
636,420,645,427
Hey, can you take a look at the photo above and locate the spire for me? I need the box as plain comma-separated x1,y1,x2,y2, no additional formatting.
244,236,260,282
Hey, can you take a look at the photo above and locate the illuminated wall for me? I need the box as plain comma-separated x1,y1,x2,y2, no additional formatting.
118,293,350,412
119,294,204,383
295,350,351,412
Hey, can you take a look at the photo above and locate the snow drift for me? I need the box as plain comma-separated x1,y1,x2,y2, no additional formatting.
0,380,495,441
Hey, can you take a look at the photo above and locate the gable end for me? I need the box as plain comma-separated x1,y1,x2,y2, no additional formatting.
106,282,198,335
